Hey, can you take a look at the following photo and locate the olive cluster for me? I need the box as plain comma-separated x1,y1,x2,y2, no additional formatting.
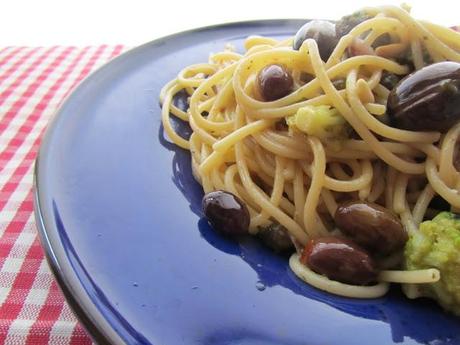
258,18,460,133
202,191,407,285
200,17,460,287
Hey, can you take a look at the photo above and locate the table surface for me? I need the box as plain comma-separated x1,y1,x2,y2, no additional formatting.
0,45,125,344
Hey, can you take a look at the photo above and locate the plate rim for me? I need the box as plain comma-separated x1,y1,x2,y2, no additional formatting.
33,18,307,345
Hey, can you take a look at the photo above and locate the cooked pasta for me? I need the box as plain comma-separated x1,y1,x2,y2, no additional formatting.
160,5,460,300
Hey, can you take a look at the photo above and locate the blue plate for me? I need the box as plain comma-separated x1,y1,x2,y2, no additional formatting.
34,20,460,345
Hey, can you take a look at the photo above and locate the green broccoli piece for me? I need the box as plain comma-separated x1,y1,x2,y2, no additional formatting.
405,212,460,315
286,105,347,142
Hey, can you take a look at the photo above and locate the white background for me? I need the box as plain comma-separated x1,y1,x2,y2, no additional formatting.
1,0,459,46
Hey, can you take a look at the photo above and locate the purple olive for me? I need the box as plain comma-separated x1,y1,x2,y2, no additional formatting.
334,201,407,256
293,20,338,61
202,190,249,237
257,64,293,101
387,61,460,132
301,236,377,285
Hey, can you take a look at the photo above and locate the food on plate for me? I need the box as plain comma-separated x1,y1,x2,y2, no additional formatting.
300,235,378,285
202,190,250,236
160,4,460,312
405,212,460,315
387,62,460,132
334,200,407,255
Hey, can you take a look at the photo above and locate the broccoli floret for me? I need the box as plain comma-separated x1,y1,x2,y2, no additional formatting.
404,212,460,315
287,105,347,142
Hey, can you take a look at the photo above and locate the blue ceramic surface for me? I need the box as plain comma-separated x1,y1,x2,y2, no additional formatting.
34,20,460,345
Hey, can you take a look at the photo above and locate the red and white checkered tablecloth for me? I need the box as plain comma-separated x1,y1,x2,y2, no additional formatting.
0,45,126,344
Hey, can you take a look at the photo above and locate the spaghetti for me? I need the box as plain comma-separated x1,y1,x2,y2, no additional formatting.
160,5,460,299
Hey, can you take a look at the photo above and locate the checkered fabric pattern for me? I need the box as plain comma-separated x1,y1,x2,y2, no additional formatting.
0,45,125,344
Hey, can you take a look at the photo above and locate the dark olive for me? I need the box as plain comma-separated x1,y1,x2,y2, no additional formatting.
202,190,249,236
257,64,293,101
293,20,338,61
334,201,408,256
387,61,460,132
258,223,294,253
300,236,377,285
336,11,371,38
